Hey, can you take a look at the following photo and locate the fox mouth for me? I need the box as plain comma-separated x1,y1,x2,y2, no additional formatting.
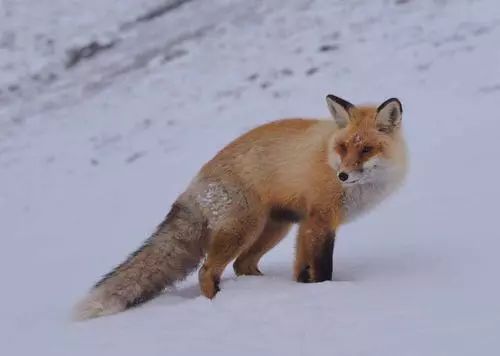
341,179,360,185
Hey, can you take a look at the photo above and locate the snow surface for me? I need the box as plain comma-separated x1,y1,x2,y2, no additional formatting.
1,0,500,355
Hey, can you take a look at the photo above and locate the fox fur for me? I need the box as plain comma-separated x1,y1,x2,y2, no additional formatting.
74,94,407,320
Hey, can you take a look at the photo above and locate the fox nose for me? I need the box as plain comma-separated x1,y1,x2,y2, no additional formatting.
338,171,349,182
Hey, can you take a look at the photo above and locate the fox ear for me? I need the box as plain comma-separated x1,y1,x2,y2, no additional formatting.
375,98,403,133
326,94,354,129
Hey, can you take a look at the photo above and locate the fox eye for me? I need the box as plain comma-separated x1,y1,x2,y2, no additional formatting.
361,146,373,154
337,143,347,154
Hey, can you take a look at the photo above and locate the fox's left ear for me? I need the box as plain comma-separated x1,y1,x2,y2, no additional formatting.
375,98,403,133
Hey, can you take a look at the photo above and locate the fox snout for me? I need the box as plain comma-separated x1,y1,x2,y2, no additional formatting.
336,155,385,185
337,168,364,184
336,154,366,184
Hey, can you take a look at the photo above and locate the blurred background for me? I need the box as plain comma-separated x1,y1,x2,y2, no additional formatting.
1,0,499,355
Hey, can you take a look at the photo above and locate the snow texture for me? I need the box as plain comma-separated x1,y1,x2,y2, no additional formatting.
1,0,500,355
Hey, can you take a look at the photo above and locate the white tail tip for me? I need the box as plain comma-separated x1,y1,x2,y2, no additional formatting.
72,289,126,321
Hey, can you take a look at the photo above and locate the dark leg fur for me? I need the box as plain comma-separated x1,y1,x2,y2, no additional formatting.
312,231,335,282
297,265,311,283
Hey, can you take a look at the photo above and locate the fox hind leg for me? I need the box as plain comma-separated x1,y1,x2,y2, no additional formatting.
199,215,264,298
233,219,291,276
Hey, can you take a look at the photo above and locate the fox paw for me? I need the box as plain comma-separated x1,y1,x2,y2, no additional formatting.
199,266,221,299
233,260,263,276
296,265,311,283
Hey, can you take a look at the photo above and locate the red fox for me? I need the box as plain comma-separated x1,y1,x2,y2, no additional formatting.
74,95,407,319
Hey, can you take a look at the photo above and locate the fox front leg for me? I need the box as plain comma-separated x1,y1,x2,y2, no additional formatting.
294,218,336,283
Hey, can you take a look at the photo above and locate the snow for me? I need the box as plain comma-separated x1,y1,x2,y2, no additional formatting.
1,0,500,355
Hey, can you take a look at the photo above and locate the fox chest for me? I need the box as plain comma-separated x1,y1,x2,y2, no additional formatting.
341,182,390,224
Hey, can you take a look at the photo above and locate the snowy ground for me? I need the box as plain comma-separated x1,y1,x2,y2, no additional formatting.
1,0,500,355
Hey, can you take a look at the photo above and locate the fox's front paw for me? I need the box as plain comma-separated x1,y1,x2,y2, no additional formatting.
296,265,311,283
296,265,333,283
199,265,220,299
201,279,220,299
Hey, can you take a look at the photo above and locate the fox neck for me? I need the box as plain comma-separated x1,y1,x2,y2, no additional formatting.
341,166,405,224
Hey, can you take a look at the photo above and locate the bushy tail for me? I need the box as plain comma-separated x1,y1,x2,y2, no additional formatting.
73,201,208,320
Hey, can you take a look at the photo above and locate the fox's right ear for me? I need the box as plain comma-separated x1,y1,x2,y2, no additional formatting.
326,94,354,129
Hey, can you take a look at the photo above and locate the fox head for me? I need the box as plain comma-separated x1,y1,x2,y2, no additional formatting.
326,94,405,186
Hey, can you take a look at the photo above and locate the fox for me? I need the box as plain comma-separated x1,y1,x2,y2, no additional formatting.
74,94,407,320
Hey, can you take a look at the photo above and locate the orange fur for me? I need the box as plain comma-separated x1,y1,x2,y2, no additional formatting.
332,106,398,171
194,118,346,294
192,97,406,294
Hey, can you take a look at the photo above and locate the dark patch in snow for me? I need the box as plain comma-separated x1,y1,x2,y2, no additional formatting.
136,118,153,130
216,88,244,99
260,81,272,89
305,67,319,76
318,44,339,52
479,84,500,93
247,73,259,81
0,31,16,50
31,71,58,85
472,26,491,36
10,115,25,125
90,134,122,150
34,34,55,56
65,40,118,69
280,68,294,76
163,48,188,63
126,151,147,164
325,31,341,41
7,84,19,93
433,33,466,48
82,26,212,95
122,0,195,29
416,62,431,71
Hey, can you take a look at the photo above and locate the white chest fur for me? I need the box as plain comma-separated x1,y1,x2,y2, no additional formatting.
341,181,394,224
